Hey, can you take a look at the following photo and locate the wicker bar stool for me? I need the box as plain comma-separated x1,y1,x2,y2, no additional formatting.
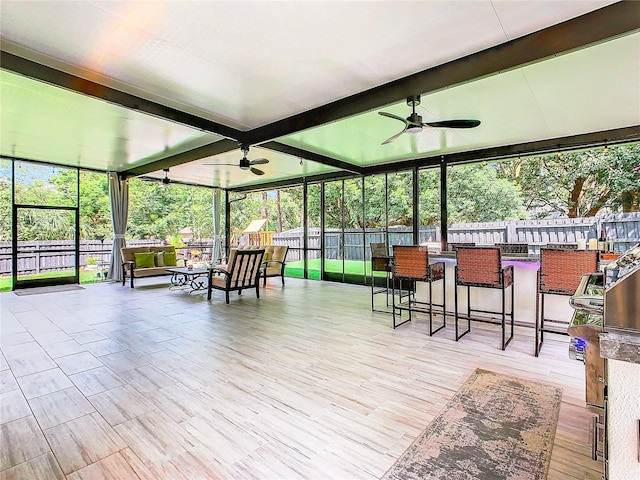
370,242,392,313
391,245,446,333
454,246,514,350
535,248,599,356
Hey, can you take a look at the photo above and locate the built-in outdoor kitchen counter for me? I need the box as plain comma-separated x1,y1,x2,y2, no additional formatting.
418,248,621,329
600,331,640,365
416,250,565,328
600,332,640,480
599,246,640,480
430,250,539,261
566,243,640,480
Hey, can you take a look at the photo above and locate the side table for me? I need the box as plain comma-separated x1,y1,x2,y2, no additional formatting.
166,267,210,294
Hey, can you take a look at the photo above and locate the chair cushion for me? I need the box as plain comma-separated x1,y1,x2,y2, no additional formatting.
134,252,155,268
163,252,177,266
226,249,237,267
209,275,228,289
133,267,170,277
265,266,281,276
149,246,175,253
154,252,165,267
270,246,288,261
121,246,150,263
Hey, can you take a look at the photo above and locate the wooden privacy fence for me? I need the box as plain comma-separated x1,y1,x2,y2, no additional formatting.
272,212,640,260
447,213,640,253
0,239,210,276
2,213,638,275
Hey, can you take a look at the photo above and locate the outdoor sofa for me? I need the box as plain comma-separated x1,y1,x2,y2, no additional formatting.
121,245,184,288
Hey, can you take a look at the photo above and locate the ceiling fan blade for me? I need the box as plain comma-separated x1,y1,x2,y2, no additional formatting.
424,119,481,129
379,111,409,126
250,167,265,175
202,163,237,166
382,124,408,145
250,158,269,165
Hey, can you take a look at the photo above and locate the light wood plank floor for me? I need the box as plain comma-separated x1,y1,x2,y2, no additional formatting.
1,278,603,479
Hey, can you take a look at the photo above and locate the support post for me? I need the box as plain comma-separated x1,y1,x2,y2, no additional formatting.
413,167,419,245
303,178,308,279
440,158,448,252
224,191,231,261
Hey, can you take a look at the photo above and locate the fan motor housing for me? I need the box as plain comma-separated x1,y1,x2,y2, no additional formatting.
407,113,423,130
407,95,421,107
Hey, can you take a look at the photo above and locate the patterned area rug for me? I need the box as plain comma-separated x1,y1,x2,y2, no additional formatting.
13,284,85,296
382,368,562,480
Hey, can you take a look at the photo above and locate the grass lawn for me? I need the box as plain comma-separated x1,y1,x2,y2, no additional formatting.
3,259,379,290
0,270,107,291
285,258,383,280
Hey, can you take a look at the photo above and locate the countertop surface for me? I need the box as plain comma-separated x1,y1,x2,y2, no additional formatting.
600,330,640,364
429,252,539,262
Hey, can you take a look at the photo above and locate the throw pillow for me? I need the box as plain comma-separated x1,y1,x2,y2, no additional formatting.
134,252,155,268
154,252,165,267
163,252,177,266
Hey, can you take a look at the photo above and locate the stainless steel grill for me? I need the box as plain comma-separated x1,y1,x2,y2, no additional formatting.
568,273,605,409
568,243,640,479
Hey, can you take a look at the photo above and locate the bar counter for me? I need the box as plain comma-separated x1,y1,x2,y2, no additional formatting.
413,252,572,328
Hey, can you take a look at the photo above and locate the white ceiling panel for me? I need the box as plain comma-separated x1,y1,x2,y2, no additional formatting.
0,1,617,129
276,32,640,167
522,32,640,136
492,0,616,40
0,70,222,171
144,147,338,189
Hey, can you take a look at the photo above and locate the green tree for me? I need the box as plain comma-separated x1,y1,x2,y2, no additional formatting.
364,175,386,227
277,187,303,232
498,144,640,217
229,191,269,232
127,179,215,241
447,163,527,223
419,169,440,226
0,160,11,241
343,179,363,228
387,172,413,226
79,171,111,240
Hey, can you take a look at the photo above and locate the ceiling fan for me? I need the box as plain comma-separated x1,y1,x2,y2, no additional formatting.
379,95,481,145
162,168,170,185
204,145,269,175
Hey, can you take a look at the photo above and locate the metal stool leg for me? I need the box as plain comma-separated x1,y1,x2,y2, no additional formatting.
501,286,506,351
454,281,459,340
534,273,541,357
